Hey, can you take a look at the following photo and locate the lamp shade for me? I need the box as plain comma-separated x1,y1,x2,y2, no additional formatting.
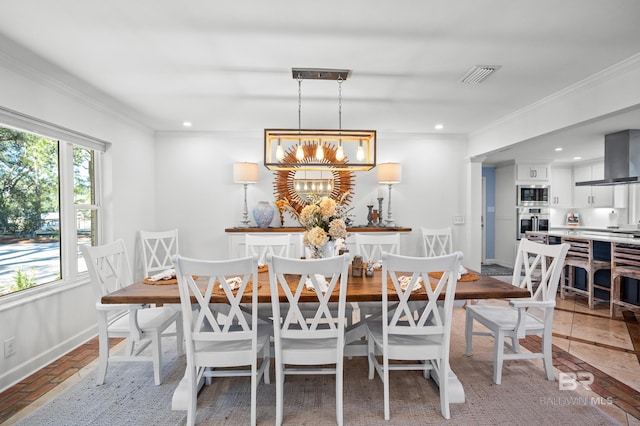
377,162,402,184
233,162,259,184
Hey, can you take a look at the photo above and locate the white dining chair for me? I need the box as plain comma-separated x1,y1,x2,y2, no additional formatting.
421,227,453,257
366,251,463,420
354,233,401,319
81,240,183,385
244,233,291,265
267,253,350,426
242,233,293,322
139,229,179,278
421,227,464,308
354,233,400,264
465,238,569,384
173,254,271,426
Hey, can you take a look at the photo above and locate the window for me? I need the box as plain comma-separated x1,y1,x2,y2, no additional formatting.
0,118,102,297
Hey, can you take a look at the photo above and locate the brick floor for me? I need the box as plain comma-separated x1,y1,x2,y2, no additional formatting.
0,337,122,424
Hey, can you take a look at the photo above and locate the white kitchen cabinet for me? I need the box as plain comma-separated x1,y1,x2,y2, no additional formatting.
550,166,572,207
572,161,613,207
614,185,628,209
517,164,549,181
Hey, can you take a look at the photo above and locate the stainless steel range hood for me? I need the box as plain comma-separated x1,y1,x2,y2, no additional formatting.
575,129,640,186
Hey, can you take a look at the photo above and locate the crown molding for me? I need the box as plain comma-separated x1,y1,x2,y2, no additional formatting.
0,34,152,135
472,52,640,138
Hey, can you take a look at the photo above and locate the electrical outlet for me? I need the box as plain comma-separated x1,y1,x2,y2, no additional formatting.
4,337,16,358
452,215,465,225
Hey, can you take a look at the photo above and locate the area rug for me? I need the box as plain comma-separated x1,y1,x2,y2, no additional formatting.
12,309,619,425
480,264,514,276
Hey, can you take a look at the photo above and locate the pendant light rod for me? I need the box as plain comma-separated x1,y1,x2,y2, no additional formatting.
295,73,304,161
297,73,302,130
338,76,342,131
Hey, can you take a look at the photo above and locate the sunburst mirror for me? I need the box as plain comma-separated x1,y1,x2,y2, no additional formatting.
274,142,354,216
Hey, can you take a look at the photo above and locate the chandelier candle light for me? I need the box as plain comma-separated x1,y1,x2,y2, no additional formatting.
233,162,259,227
377,162,402,227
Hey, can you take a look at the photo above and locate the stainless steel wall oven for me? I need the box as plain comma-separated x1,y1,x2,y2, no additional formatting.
517,207,550,239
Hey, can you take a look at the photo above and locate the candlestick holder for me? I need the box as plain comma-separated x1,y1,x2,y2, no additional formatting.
366,204,374,227
377,197,384,227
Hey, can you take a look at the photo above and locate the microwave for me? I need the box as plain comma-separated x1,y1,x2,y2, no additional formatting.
517,184,550,207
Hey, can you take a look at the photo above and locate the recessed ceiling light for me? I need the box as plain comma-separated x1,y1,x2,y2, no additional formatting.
182,121,192,127
555,147,563,151
573,156,582,160
434,124,444,130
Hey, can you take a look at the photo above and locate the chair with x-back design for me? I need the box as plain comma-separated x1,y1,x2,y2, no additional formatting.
465,238,569,385
244,233,291,265
366,251,463,420
81,240,183,386
267,253,350,426
173,254,271,426
354,233,400,264
139,229,179,278
421,227,453,257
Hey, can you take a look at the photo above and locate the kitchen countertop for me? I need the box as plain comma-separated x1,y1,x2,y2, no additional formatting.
528,229,640,244
551,226,640,233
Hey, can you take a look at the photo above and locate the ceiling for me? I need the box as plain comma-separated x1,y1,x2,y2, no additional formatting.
1,0,640,163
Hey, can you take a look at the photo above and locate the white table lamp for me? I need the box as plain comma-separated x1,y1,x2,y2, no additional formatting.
377,162,402,227
233,162,259,227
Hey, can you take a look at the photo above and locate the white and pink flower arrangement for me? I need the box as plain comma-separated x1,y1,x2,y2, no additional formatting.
279,193,351,258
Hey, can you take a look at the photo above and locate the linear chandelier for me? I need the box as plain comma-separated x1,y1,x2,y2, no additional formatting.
264,68,376,171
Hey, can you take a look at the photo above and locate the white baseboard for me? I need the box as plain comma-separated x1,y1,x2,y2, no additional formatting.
0,327,96,393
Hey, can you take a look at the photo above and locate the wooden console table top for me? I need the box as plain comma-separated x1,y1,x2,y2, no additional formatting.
225,226,412,233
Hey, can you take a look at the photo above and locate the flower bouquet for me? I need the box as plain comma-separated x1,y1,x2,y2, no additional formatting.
278,193,350,258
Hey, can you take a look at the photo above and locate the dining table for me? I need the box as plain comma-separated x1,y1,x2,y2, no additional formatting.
102,266,530,410
103,266,528,305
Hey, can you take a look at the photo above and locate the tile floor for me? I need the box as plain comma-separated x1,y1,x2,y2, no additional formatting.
548,294,640,424
1,295,639,425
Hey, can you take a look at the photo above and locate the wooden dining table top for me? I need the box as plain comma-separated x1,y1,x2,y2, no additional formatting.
101,267,530,305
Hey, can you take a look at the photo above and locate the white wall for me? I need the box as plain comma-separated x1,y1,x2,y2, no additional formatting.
153,132,475,265
0,53,156,391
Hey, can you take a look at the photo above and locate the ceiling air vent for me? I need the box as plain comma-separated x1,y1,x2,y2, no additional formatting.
459,65,501,84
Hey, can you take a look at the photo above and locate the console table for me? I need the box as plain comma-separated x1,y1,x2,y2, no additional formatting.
225,226,412,259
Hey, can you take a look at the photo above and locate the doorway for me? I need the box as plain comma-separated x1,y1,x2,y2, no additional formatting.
481,167,496,264
482,177,486,263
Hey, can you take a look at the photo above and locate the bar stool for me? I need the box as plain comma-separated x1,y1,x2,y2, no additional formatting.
610,242,640,318
524,231,548,245
525,232,550,281
560,236,611,309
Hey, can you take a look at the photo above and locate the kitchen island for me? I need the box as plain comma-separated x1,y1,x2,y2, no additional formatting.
526,230,640,316
547,226,640,240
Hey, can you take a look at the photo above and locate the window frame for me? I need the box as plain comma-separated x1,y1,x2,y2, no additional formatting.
0,106,106,306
